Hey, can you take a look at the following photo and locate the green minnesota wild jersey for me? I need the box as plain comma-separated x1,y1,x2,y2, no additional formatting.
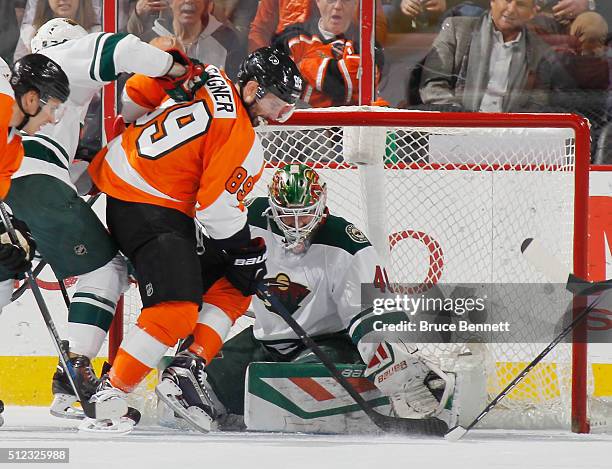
248,197,389,356
15,32,173,188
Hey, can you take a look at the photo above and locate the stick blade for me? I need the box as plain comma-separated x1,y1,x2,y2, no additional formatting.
444,425,468,441
373,413,449,437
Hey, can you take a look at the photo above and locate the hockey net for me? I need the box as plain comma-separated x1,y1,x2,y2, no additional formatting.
113,107,604,432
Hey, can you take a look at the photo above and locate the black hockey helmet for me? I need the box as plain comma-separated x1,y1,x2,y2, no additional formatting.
11,54,70,103
237,47,303,105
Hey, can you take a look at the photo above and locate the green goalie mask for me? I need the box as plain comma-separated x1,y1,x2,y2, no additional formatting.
268,163,327,249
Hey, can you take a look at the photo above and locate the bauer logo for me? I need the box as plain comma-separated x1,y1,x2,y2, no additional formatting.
234,253,267,265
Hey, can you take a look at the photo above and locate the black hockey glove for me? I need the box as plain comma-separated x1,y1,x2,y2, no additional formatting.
0,217,36,274
224,237,267,296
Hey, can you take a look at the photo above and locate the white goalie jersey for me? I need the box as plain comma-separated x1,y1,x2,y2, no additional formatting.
247,197,388,355
14,32,173,188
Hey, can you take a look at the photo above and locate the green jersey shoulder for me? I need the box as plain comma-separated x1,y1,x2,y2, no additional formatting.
246,196,371,255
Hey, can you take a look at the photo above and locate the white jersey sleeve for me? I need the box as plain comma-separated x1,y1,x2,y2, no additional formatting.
16,33,175,182
42,32,172,94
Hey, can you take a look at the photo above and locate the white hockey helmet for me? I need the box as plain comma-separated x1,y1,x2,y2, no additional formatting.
0,57,10,81
31,18,88,54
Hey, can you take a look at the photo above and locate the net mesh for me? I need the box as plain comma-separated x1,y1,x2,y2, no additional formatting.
119,109,592,429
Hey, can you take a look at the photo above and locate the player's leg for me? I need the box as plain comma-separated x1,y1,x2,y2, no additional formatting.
160,325,278,430
89,197,203,424
156,268,251,432
5,174,127,417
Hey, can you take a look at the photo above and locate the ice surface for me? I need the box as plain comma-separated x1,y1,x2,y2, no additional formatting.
1,407,612,469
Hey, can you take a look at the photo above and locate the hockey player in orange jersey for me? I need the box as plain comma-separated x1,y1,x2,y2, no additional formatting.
85,47,303,434
272,0,384,107
0,55,69,287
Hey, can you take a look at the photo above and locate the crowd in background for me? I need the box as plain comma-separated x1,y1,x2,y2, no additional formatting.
3,0,612,162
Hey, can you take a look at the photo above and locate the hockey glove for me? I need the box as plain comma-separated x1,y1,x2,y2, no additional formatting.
156,49,208,102
364,341,455,422
0,217,36,274
224,237,267,296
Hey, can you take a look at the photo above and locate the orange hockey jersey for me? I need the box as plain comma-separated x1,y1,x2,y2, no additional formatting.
0,77,24,200
88,65,264,240
274,20,381,108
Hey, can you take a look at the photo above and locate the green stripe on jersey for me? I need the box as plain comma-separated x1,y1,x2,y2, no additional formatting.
90,33,128,82
22,137,69,170
99,33,127,81
89,33,104,81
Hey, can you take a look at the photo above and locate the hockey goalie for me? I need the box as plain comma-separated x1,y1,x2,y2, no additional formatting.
156,163,465,434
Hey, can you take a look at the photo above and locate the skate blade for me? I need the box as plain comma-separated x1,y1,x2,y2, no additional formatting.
155,379,212,433
78,417,134,436
50,394,85,420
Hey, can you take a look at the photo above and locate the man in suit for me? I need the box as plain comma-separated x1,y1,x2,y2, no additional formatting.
419,0,569,112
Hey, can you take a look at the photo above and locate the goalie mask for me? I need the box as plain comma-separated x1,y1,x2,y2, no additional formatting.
268,163,327,250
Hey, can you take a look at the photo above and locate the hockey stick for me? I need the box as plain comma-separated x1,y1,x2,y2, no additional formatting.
11,260,46,301
0,202,125,420
445,238,611,441
255,282,449,437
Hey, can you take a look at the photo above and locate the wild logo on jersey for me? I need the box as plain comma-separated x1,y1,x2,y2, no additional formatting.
261,273,310,315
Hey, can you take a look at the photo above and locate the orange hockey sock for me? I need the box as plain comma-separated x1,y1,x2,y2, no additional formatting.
109,301,199,392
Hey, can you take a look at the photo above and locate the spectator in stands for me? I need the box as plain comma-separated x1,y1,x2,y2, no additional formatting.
419,0,570,112
1,1,26,66
386,0,447,33
273,0,386,108
14,0,101,60
211,0,258,50
127,0,242,78
249,0,389,53
532,0,606,34
20,0,102,29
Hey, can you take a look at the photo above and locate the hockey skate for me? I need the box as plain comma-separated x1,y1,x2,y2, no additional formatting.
0,399,4,427
155,351,224,433
50,341,100,419
78,375,137,435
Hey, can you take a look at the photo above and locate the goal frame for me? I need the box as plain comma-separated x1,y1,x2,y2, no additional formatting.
105,108,590,432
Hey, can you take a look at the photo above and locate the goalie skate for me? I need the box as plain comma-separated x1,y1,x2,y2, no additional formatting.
155,351,222,433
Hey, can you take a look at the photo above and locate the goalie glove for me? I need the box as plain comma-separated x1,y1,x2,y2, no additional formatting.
364,341,455,423
223,237,267,297
0,217,36,274
157,49,208,102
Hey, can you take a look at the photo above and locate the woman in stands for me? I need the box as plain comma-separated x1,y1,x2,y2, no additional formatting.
14,0,100,60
